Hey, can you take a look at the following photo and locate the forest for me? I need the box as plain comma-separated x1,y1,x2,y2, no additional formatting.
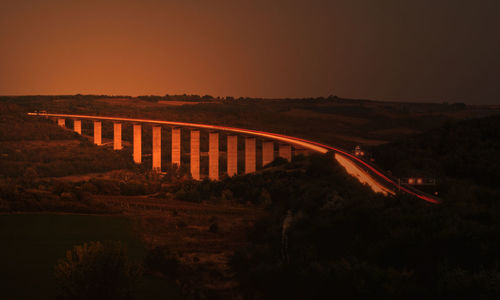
371,115,500,205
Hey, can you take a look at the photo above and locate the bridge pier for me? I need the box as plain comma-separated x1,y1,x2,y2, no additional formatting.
57,118,65,127
133,124,142,164
113,123,122,150
190,130,200,180
227,135,238,176
279,144,292,162
262,141,274,166
209,132,219,180
152,126,161,172
245,137,256,174
171,127,181,167
294,147,310,157
73,120,81,134
93,121,102,145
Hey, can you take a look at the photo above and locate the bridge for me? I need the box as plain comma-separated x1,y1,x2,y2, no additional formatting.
27,112,440,204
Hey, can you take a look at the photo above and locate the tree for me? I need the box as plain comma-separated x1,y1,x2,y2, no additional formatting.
54,241,142,300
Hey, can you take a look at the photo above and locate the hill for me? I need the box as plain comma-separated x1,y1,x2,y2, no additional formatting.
371,114,500,204
229,157,500,299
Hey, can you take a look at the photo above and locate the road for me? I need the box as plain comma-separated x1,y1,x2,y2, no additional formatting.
28,112,441,204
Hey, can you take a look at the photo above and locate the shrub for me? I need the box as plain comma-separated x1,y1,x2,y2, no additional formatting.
209,222,219,233
54,241,142,300
143,246,179,278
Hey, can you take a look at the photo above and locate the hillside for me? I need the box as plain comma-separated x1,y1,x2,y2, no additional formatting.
371,114,500,203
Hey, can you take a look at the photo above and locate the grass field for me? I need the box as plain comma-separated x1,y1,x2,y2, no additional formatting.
0,213,178,299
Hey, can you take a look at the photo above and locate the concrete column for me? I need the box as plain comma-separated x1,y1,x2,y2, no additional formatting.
73,120,81,134
262,141,274,166
294,147,310,157
227,135,238,177
93,121,101,145
209,132,219,180
245,137,256,174
279,144,292,162
152,126,161,172
171,127,181,167
57,118,65,127
190,130,200,180
113,123,122,150
133,124,142,164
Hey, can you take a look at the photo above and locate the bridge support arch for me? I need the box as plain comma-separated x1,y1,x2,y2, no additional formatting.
245,137,256,174
73,119,81,134
209,132,219,180
93,121,102,145
190,130,200,180
262,141,274,166
114,123,122,150
279,144,292,162
133,124,142,164
172,127,181,167
227,135,238,177
152,126,161,172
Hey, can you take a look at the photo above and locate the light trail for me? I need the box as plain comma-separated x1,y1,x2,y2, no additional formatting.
28,112,441,204
334,153,393,195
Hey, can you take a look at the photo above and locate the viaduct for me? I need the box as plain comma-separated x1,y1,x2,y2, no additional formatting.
28,112,440,204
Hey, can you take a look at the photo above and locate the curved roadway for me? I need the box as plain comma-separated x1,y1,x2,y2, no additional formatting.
28,112,440,204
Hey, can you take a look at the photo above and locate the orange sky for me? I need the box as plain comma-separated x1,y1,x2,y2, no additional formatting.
1,0,499,103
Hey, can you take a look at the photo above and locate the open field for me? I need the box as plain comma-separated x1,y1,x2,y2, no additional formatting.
100,195,265,259
99,195,266,295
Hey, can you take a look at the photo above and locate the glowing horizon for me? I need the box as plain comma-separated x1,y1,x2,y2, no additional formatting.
1,0,499,104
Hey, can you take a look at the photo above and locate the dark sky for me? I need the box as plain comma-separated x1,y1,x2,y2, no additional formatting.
1,0,499,103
